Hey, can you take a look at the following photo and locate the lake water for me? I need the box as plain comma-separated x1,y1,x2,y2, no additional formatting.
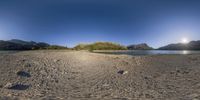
95,50,200,56
1,50,200,56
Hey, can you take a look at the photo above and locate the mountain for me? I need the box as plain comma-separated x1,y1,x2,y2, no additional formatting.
158,40,200,50
0,40,27,50
0,39,64,50
127,43,153,50
8,39,37,45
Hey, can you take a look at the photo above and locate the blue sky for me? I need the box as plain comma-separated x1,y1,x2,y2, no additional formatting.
0,0,200,48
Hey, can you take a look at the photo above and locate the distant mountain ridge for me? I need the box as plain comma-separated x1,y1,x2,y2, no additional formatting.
158,40,200,50
127,43,153,50
0,39,67,50
8,39,37,45
2,39,200,50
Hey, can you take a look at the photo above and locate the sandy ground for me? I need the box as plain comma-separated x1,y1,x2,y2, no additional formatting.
0,50,200,100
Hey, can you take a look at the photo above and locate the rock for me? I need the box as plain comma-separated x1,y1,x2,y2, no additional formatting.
24,63,31,67
8,84,30,90
144,77,148,79
17,71,31,77
118,70,128,75
54,59,60,62
102,83,109,87
4,83,30,90
4,83,13,89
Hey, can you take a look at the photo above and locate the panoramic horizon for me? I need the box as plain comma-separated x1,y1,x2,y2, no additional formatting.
1,0,200,48
1,1,200,99
1,38,200,49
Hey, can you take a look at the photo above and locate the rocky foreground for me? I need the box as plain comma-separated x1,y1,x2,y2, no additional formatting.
0,50,200,100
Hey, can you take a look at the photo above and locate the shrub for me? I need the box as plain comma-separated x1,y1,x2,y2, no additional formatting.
45,45,67,50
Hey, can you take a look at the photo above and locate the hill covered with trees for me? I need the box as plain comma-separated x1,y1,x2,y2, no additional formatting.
74,42,127,50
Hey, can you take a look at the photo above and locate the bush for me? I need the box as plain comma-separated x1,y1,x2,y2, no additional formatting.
45,45,68,50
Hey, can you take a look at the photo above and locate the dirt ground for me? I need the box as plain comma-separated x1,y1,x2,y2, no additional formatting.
0,50,200,100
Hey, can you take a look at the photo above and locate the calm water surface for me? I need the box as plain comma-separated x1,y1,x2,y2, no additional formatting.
96,50,200,56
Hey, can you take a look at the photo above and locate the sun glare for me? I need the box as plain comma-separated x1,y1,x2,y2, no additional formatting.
181,38,189,44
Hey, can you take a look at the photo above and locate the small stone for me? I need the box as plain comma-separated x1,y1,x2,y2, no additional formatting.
54,59,60,62
4,83,13,89
24,63,31,67
102,83,109,87
55,80,59,83
124,71,128,74
188,93,199,99
118,70,128,75
176,70,180,73
7,94,12,96
5,83,30,90
17,71,31,77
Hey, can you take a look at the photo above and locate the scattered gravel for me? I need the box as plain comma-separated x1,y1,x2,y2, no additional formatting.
0,50,200,100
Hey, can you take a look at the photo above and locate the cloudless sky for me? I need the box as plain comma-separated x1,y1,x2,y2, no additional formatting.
0,0,200,48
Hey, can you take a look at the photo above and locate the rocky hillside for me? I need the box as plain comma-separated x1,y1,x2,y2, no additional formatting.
127,43,153,50
158,40,200,50
0,39,67,50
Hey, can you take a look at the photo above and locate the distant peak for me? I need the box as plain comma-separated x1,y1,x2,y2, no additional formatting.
158,40,200,50
127,43,153,50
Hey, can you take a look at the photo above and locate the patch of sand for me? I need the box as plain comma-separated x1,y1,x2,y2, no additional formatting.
0,50,200,100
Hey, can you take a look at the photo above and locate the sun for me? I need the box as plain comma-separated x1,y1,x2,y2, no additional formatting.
181,38,189,44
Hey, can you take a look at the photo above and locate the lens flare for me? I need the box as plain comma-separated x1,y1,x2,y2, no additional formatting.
181,38,189,44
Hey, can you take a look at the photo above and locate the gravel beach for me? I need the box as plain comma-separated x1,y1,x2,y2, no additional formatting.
0,50,200,100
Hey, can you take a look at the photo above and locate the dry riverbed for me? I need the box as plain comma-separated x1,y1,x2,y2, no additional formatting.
0,50,200,100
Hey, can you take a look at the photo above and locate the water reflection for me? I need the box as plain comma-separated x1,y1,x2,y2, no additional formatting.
183,50,188,54
96,50,200,56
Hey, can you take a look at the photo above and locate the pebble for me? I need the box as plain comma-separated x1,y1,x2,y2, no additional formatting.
102,83,110,87
24,63,31,67
4,83,13,89
54,59,60,62
118,70,128,75
17,71,31,77
5,83,30,90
